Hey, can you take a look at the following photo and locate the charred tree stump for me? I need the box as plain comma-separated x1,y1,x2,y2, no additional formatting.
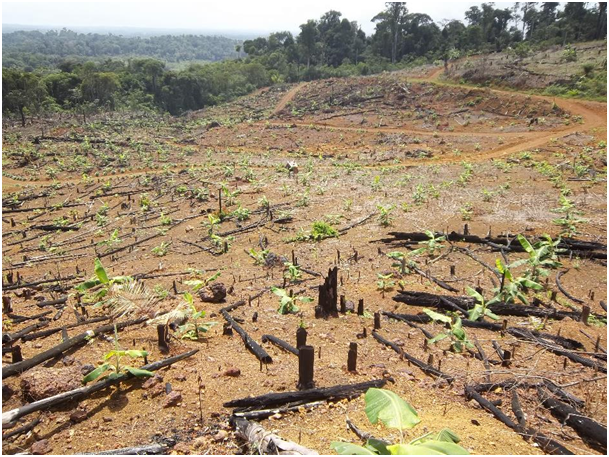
374,312,381,330
296,326,307,348
298,345,315,390
157,325,169,353
315,267,338,318
357,299,364,316
340,295,346,314
2,296,12,313
347,343,357,372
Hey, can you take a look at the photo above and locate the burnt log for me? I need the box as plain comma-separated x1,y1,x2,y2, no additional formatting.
315,267,338,318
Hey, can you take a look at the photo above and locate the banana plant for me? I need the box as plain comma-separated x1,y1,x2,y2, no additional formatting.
177,292,215,340
510,234,563,282
75,258,132,302
490,259,543,305
423,309,474,353
331,388,469,455
271,287,313,314
466,287,499,322
409,230,446,258
83,326,153,384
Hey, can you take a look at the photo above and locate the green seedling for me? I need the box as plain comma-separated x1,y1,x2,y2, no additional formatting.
331,388,469,455
284,262,302,281
178,292,215,340
423,309,474,353
377,273,395,298
83,326,153,384
271,287,313,314
466,287,499,322
184,271,221,292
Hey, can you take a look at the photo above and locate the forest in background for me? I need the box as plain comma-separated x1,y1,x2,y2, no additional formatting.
2,2,607,122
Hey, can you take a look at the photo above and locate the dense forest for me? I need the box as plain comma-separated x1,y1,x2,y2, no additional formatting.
3,2,607,122
2,30,240,68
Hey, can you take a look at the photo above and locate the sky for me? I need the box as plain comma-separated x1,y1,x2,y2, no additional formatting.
1,1,518,37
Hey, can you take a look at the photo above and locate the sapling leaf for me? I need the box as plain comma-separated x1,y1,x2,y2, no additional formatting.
94,258,109,284
330,442,377,455
435,428,461,443
517,234,534,254
423,309,451,324
428,333,449,344
365,388,420,431
124,367,154,378
365,439,391,455
75,278,102,292
82,363,111,384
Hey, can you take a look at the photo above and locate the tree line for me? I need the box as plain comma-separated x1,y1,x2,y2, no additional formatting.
3,2,606,123
2,29,240,69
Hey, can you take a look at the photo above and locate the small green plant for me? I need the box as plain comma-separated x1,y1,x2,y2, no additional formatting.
387,251,415,275
248,248,269,265
377,273,395,298
466,287,499,322
271,287,313,314
151,242,171,257
410,230,446,258
232,205,251,221
75,258,132,303
211,234,234,253
331,388,468,455
284,262,302,282
83,326,153,384
377,204,396,227
159,212,172,226
205,213,221,236
460,203,473,221
511,234,563,282
294,221,339,242
184,271,221,292
423,309,473,353
552,196,586,238
490,259,543,305
97,229,122,247
178,292,215,340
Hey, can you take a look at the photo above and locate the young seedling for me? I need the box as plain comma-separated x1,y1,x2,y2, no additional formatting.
490,259,543,305
210,234,234,253
377,204,396,227
511,234,563,282
248,248,269,265
409,230,446,258
151,241,171,257
466,287,499,322
386,251,415,275
82,326,153,384
423,309,474,353
284,262,302,282
331,388,468,455
178,292,215,340
271,287,313,315
377,273,395,298
184,271,221,292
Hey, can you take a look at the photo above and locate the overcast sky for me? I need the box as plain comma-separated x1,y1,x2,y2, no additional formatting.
2,1,520,36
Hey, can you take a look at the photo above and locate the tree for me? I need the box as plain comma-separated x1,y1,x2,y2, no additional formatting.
373,2,408,63
298,20,319,68
3,70,47,126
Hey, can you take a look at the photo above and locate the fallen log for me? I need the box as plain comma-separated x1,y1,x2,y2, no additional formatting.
232,416,318,455
35,296,68,308
3,349,198,426
85,443,171,455
221,309,272,364
538,387,606,453
2,275,79,291
2,417,40,440
371,330,454,383
233,400,325,421
2,321,49,344
262,334,299,355
7,310,53,324
2,318,147,379
465,385,573,455
224,378,388,410
21,316,110,342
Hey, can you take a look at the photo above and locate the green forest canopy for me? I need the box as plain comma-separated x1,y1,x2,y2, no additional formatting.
3,2,606,122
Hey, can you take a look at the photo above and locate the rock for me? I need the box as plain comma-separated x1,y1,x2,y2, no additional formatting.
222,367,241,377
193,436,208,449
31,439,52,455
163,391,182,408
81,364,95,376
62,356,76,366
21,367,81,401
198,283,227,303
2,383,15,400
103,416,113,422
174,374,187,382
213,430,228,442
70,409,88,423
142,374,163,390
173,442,191,454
